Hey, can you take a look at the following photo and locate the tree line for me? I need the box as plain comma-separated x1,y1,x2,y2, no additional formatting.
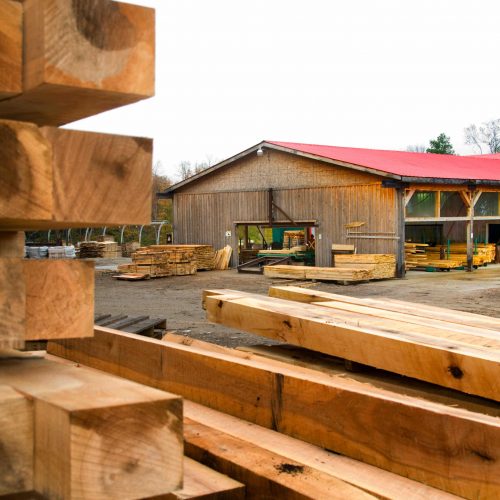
407,118,500,155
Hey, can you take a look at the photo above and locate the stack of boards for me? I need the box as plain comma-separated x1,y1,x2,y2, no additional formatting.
214,244,233,270
47,284,500,499
78,241,121,258
405,242,496,270
150,245,217,271
0,2,218,498
264,254,396,282
118,246,197,279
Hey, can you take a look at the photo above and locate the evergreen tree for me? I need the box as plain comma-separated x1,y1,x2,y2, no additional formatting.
426,133,455,154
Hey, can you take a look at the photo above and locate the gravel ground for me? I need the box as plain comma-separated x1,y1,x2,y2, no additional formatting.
93,261,500,347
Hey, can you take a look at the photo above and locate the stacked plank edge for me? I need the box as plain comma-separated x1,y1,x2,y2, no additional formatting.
0,2,191,498
264,253,396,282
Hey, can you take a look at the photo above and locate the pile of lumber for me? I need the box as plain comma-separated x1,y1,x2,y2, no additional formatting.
283,230,305,248
46,287,500,499
333,253,396,279
78,241,121,258
121,241,141,257
405,242,496,269
264,255,395,282
148,244,216,270
0,2,200,498
214,245,233,270
118,247,197,278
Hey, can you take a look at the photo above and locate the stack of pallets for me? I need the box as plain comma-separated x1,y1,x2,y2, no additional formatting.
47,284,500,498
0,2,196,497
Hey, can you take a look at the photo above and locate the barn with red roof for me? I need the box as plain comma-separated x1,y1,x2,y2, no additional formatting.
161,141,500,275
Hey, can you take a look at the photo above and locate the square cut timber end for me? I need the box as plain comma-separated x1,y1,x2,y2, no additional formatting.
0,385,34,497
0,355,184,500
0,119,152,230
25,259,95,341
0,0,155,125
0,0,22,100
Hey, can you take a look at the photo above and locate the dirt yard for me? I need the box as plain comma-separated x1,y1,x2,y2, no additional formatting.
94,260,500,347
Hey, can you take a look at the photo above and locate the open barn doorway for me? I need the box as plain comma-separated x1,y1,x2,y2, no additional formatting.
236,223,316,267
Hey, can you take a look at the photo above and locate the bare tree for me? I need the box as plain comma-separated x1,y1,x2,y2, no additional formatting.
152,161,172,220
406,144,427,153
176,161,193,180
464,119,500,154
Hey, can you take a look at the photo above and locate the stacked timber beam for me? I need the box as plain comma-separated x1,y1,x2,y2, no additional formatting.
264,253,395,282
79,241,121,258
47,322,499,499
0,2,189,498
405,242,496,270
149,244,216,270
117,246,197,278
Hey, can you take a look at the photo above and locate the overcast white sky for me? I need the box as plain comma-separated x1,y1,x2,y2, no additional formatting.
70,0,500,179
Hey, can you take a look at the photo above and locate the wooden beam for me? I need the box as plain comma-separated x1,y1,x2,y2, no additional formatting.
404,189,415,207
396,187,406,277
25,259,94,340
206,292,500,400
184,418,376,500
0,258,25,349
47,327,500,498
459,191,471,208
165,457,245,500
183,400,458,500
0,385,33,496
0,120,152,230
0,0,155,125
0,231,25,257
0,0,22,100
0,354,183,499
268,285,500,331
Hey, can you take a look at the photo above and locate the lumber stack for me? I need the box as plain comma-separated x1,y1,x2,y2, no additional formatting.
264,264,373,282
118,247,198,278
333,253,396,279
121,241,141,257
79,241,121,258
148,244,216,270
0,2,188,498
214,245,233,270
283,230,305,248
48,324,500,499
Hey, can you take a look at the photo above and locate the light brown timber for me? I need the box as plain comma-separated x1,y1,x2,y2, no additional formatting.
269,285,500,331
163,457,245,500
183,417,376,500
47,327,500,498
0,0,155,125
0,258,25,348
206,292,500,400
0,231,25,257
0,119,152,229
0,385,33,496
0,0,22,99
0,354,183,500
183,401,459,500
24,259,94,340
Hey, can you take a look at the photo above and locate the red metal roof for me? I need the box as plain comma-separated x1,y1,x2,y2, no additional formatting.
267,141,500,181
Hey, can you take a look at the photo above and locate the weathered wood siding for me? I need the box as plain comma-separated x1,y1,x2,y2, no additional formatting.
173,185,397,267
176,149,379,193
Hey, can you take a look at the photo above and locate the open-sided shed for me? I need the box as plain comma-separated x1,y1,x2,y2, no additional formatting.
160,141,500,276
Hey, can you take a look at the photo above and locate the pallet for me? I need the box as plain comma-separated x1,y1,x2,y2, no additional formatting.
95,314,166,338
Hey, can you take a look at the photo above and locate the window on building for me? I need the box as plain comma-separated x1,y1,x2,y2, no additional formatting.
406,191,436,217
475,192,499,216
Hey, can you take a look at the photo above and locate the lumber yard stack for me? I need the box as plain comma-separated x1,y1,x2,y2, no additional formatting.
79,241,121,258
405,242,496,269
118,246,197,278
148,244,216,270
264,253,395,282
46,282,500,499
0,1,201,498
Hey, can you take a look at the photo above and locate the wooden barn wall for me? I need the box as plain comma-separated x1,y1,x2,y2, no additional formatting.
173,183,397,267
443,220,488,243
175,149,379,194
